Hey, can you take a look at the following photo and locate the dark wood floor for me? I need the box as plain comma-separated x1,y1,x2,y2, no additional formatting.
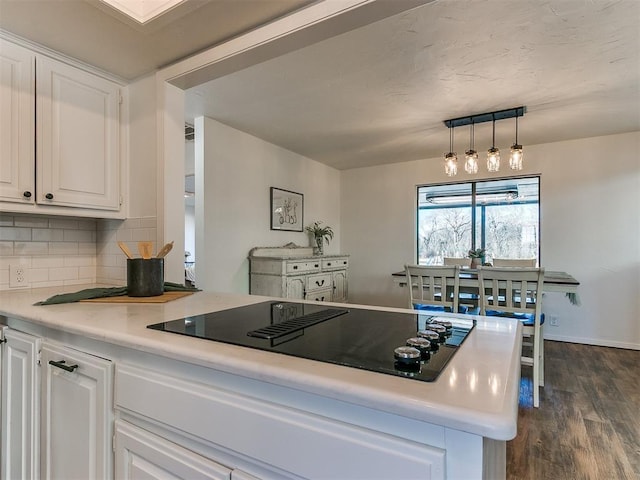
507,340,640,480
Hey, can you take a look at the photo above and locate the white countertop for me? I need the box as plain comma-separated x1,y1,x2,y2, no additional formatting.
0,285,521,440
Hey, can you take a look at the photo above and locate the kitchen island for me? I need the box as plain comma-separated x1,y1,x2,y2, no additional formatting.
0,285,521,480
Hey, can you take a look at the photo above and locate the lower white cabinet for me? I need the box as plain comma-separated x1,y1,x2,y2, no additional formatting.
0,327,113,480
0,329,40,480
115,420,233,480
40,341,113,480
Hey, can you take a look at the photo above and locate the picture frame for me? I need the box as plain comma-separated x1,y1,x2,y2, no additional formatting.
270,187,303,231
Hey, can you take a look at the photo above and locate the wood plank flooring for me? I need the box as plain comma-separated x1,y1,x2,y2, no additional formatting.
507,341,640,480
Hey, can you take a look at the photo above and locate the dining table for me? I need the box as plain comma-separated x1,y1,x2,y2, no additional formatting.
393,269,581,305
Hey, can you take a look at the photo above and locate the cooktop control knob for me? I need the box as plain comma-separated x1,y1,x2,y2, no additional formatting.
406,337,431,360
417,330,440,350
394,346,421,371
430,319,453,332
427,323,447,341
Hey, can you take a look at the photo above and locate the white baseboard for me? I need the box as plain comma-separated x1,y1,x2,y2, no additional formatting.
544,333,640,351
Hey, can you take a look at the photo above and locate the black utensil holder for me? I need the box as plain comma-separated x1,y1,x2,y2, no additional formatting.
127,258,164,297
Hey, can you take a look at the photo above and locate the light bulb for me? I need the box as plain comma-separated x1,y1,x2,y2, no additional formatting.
487,147,500,172
509,144,523,170
444,152,458,177
465,149,478,174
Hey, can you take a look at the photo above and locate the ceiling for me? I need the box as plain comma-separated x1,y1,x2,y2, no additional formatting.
0,0,314,79
1,0,639,171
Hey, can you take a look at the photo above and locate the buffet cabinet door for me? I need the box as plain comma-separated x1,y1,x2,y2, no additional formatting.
40,342,113,480
115,420,233,480
1,329,41,480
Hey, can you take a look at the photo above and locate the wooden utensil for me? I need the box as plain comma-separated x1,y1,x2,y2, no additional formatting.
156,241,174,258
138,241,153,259
117,241,134,259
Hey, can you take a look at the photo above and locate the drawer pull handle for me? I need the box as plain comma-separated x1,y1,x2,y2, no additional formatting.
23,191,32,198
45,193,54,200
327,262,332,266
315,279,325,287
314,264,319,268
0,338,6,344
293,265,298,270
49,360,78,372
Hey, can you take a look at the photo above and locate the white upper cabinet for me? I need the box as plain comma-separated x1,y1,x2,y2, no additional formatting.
36,56,120,210
0,40,35,204
0,37,124,216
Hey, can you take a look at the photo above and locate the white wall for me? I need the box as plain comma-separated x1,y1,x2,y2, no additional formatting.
195,117,341,294
341,131,640,349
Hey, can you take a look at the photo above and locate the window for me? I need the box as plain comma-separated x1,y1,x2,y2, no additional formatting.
416,176,540,265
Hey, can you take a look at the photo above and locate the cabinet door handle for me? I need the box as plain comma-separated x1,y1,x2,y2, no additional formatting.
314,264,319,268
49,360,78,372
315,279,325,287
23,191,32,198
327,262,332,266
0,337,6,344
45,193,54,200
293,265,298,270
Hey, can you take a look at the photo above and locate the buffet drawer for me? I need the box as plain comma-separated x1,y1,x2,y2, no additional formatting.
321,257,349,270
285,260,321,274
306,273,332,291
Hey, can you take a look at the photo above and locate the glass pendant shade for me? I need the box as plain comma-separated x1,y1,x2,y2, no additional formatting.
444,152,458,177
487,147,500,172
509,144,523,170
465,149,478,174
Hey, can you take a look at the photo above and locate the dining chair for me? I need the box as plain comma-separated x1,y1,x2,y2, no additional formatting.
492,258,537,267
443,257,471,267
477,266,545,407
404,265,463,313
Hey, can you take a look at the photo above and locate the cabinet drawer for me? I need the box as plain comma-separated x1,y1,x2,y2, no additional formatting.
305,288,333,302
285,260,320,274
321,257,349,270
306,273,332,291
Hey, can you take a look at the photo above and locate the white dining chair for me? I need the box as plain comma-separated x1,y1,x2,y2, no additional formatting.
443,257,471,267
404,265,462,313
492,258,537,267
477,266,545,408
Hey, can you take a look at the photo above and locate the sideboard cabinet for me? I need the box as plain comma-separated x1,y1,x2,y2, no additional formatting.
249,246,349,303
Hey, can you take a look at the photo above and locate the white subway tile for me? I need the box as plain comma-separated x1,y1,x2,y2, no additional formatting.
32,228,64,242
0,227,31,241
115,229,132,242
140,217,157,228
64,229,95,242
15,216,49,228
79,242,97,255
0,215,14,227
124,218,141,229
49,242,78,255
30,268,49,282
49,218,79,230
64,255,95,267
15,242,49,255
31,280,63,289
32,256,64,268
49,267,78,281
77,219,97,231
130,228,155,242
78,266,96,279
0,241,14,256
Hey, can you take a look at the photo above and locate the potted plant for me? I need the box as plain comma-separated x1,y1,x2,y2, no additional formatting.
306,221,334,255
467,248,485,269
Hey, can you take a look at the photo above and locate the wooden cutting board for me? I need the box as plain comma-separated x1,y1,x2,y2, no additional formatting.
80,291,194,303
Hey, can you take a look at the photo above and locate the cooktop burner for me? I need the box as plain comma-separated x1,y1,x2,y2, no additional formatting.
147,301,475,382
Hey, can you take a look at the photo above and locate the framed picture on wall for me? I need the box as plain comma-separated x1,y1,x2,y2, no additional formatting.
270,187,303,231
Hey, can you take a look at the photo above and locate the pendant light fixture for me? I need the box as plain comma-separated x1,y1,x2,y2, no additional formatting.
444,125,458,177
486,119,500,172
509,115,523,170
464,123,479,174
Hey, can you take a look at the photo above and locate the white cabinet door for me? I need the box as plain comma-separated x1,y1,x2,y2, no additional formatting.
285,276,305,299
40,341,113,480
0,39,35,204
1,329,40,480
115,420,232,480
36,56,120,210
332,270,348,302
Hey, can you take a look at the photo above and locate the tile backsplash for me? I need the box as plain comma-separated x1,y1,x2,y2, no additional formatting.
0,213,157,291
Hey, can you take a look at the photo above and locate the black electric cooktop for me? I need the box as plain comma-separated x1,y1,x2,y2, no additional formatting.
147,301,475,382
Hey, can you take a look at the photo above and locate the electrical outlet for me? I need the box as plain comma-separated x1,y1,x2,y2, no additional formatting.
549,315,559,327
9,264,30,288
